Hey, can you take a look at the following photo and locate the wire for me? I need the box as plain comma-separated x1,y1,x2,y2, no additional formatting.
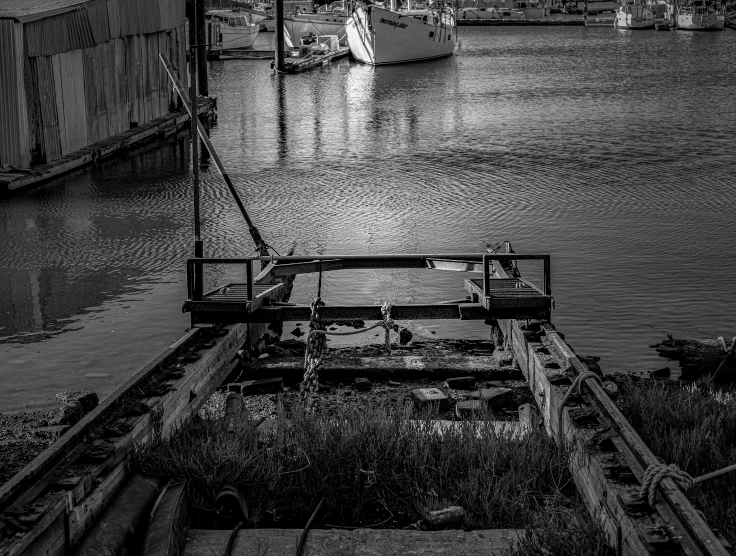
295,496,325,556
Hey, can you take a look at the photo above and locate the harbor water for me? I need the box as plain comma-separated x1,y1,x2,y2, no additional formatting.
1,26,735,412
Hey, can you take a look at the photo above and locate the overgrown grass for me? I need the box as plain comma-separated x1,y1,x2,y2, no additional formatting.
617,377,736,545
137,402,610,553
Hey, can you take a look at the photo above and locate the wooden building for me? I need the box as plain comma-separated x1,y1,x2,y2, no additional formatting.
0,0,188,169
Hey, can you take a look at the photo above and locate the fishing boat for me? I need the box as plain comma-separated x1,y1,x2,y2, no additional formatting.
346,0,457,65
614,0,656,28
206,9,261,51
673,0,726,29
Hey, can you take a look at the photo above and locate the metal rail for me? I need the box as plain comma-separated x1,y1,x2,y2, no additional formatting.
159,53,270,261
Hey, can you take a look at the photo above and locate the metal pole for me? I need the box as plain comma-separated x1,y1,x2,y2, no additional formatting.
160,54,270,259
275,0,285,72
190,29,204,300
196,0,208,96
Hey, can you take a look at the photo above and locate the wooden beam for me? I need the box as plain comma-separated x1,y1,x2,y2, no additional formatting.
189,303,550,324
184,528,524,555
509,319,730,556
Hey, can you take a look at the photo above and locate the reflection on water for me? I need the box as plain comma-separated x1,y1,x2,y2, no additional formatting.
1,27,735,411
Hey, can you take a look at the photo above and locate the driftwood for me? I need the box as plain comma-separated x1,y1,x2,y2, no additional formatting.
650,336,736,382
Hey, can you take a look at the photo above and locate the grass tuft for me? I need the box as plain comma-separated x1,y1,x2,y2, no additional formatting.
138,401,608,552
617,377,736,545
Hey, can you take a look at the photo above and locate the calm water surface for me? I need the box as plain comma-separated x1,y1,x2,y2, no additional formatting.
1,27,735,411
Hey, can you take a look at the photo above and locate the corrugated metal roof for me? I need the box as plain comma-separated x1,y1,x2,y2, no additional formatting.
0,0,89,22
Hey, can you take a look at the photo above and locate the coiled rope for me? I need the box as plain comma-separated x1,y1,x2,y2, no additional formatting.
639,462,736,508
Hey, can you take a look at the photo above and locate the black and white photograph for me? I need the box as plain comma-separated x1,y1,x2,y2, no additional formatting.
0,0,734,553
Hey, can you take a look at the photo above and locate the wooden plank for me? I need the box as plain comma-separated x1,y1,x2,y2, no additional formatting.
185,528,523,556
35,56,62,163
68,459,131,547
50,54,69,156
250,355,514,382
58,49,88,153
23,56,45,165
509,319,729,556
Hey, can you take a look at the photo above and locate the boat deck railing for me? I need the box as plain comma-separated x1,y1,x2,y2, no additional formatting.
184,253,553,325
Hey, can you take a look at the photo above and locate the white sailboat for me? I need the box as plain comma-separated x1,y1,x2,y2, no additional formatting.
346,1,457,65
614,0,656,28
673,0,726,29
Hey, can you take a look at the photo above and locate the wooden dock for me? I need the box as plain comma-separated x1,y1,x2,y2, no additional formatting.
0,98,217,195
280,47,351,74
457,17,614,25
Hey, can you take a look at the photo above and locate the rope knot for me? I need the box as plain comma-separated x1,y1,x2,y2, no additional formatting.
640,463,694,508
380,302,394,354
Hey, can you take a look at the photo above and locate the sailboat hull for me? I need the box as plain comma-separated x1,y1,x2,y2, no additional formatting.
676,12,725,29
346,5,456,65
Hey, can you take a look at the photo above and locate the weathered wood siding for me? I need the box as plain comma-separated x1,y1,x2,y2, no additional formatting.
0,0,188,168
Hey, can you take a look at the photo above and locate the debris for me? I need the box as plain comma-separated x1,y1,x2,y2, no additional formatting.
399,327,413,345
470,387,513,410
649,367,670,379
422,506,465,529
242,378,283,395
444,376,475,390
455,400,482,419
411,388,449,410
354,378,372,392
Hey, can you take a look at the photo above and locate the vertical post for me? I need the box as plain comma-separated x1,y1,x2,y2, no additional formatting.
246,259,254,301
196,0,208,96
583,0,588,23
275,0,285,72
482,255,490,299
543,256,551,296
190,27,204,301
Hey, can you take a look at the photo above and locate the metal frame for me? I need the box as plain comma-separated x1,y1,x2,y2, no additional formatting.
185,253,552,324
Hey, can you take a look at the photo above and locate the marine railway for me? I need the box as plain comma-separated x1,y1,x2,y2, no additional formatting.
0,245,732,556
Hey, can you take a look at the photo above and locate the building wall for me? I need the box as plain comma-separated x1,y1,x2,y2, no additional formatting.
0,0,188,169
0,19,31,168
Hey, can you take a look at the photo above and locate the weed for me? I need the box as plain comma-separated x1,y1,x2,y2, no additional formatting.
617,377,736,545
138,400,610,555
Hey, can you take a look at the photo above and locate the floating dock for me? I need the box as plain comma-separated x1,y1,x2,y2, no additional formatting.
458,17,615,25
1,246,732,556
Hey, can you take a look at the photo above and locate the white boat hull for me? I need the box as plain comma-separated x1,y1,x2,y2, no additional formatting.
614,5,655,28
283,14,349,47
676,12,725,28
219,25,260,49
346,5,456,65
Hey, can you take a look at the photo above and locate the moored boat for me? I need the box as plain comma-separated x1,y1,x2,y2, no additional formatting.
206,9,261,51
346,1,457,65
457,0,549,19
614,0,656,28
673,0,726,29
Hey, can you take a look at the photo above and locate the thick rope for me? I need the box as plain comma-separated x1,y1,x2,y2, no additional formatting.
557,371,604,448
639,462,736,508
300,301,396,411
299,297,325,412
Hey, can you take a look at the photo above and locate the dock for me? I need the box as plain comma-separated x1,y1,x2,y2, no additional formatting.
458,17,615,25
0,98,216,195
